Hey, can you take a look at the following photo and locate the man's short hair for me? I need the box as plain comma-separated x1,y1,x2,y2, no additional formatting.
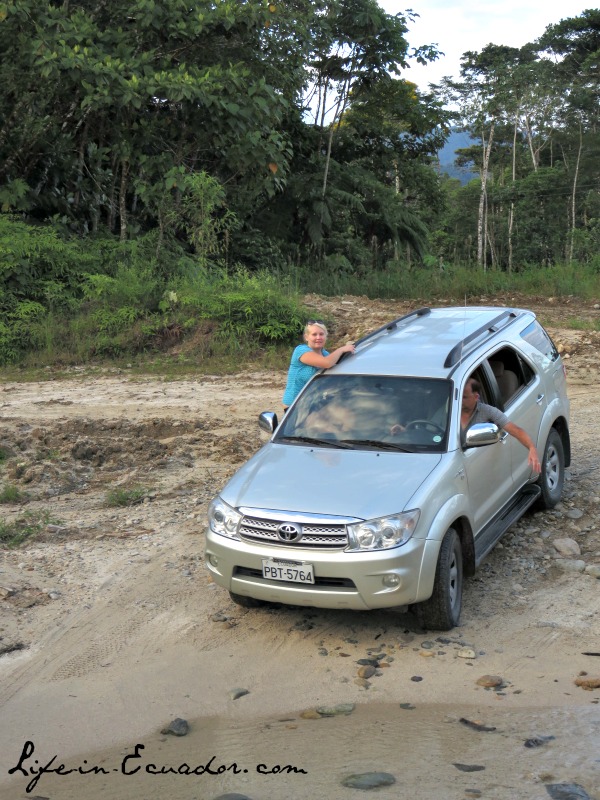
467,377,481,394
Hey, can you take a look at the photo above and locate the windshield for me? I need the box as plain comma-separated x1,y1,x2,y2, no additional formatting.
276,374,451,452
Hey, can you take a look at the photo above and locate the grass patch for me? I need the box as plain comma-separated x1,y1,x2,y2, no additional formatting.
566,318,597,331
105,486,149,508
281,260,600,303
0,510,59,548
0,484,28,504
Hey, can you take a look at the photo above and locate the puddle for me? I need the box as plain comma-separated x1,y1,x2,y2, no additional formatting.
3,703,599,799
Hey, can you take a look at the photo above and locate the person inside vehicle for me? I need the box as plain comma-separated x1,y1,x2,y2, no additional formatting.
303,395,357,438
282,321,355,410
461,377,541,473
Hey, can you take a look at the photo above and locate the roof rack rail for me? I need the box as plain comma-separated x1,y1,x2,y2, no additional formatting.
444,309,518,368
355,307,431,348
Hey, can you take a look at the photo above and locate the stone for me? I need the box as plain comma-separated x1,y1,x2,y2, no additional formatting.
316,703,355,716
555,559,586,573
524,735,555,747
574,676,600,690
300,709,322,719
213,794,253,800
453,763,485,772
552,538,581,556
341,772,396,789
358,664,376,679
476,675,503,688
228,687,250,700
545,784,593,799
457,648,477,659
160,717,189,736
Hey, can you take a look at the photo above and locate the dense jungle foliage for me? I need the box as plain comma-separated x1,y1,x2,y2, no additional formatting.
0,1,598,366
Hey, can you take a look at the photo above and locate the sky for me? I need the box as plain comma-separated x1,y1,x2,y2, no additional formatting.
378,0,592,90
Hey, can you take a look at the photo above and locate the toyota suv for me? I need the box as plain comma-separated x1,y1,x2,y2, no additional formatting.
205,307,570,629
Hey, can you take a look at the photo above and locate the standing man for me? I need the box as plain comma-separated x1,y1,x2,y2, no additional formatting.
461,378,541,473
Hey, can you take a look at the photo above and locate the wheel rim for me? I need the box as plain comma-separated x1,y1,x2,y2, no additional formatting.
448,546,459,609
545,443,560,492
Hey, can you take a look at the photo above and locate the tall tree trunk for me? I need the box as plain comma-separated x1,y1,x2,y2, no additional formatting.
477,120,495,270
508,115,518,273
523,116,539,172
569,121,583,264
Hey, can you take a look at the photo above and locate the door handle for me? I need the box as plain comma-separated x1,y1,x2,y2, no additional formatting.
536,393,545,404
499,431,509,441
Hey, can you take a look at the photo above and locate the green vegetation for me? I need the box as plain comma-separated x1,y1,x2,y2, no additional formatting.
0,215,307,366
0,3,597,368
0,484,28,504
105,486,149,508
0,510,58,548
282,260,600,304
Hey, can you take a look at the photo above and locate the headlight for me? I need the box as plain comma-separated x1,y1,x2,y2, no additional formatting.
208,497,242,540
346,510,420,552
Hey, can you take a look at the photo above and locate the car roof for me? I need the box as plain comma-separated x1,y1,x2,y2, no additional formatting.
333,306,536,379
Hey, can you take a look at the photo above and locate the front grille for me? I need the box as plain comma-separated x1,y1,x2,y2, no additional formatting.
234,566,356,589
239,515,348,549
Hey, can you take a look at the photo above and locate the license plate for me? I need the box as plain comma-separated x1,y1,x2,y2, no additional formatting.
262,559,315,584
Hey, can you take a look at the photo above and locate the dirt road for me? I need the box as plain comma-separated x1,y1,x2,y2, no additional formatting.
1,297,599,800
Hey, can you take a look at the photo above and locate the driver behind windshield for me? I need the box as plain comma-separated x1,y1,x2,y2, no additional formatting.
283,376,449,447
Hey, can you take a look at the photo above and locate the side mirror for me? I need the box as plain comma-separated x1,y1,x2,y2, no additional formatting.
463,422,500,449
258,411,278,434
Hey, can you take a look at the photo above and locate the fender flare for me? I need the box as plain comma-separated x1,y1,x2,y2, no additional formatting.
413,493,475,602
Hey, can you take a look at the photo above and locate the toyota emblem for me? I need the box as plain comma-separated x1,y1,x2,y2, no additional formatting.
277,522,303,542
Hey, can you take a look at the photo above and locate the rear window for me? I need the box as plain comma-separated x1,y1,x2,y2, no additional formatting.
276,374,452,453
520,321,559,361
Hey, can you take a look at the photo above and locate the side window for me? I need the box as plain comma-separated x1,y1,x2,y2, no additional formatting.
520,320,559,361
488,346,532,407
469,366,493,404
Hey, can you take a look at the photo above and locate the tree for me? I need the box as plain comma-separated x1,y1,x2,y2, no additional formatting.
0,0,291,236
435,12,600,270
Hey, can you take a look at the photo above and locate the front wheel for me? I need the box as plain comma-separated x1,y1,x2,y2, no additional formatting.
536,429,565,509
417,527,463,631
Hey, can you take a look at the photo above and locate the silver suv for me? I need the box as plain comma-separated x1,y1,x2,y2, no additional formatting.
205,307,570,629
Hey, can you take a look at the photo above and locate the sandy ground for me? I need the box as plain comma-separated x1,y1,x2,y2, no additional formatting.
0,297,599,800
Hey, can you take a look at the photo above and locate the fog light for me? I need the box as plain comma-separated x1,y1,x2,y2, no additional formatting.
382,574,400,588
208,554,218,567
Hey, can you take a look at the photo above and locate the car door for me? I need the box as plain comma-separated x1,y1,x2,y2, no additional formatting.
459,371,515,533
497,353,545,487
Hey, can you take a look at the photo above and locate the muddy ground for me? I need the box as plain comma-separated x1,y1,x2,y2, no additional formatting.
0,295,599,800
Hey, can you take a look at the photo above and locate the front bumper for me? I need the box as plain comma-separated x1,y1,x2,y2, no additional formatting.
205,530,440,611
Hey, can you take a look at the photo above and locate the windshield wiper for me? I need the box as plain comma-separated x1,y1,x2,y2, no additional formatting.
339,439,412,452
278,435,354,449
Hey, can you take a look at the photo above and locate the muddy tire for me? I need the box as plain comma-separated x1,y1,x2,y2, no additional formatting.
417,527,463,631
536,429,564,509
